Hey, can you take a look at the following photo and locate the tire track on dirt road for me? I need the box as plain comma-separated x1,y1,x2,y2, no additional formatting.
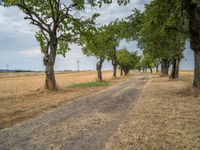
0,75,149,150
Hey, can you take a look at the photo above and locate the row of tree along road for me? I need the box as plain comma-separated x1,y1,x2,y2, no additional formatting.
1,0,200,91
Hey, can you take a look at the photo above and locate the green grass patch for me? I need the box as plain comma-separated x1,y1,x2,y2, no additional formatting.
67,81,110,89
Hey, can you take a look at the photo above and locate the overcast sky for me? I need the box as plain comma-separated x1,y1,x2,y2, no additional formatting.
0,0,194,71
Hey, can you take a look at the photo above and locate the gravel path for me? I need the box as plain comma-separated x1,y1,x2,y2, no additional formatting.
0,75,149,150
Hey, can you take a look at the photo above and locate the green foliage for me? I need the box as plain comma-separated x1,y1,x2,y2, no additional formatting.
193,0,200,4
141,53,154,69
81,26,119,60
125,0,188,64
35,32,46,54
103,20,126,61
117,49,139,70
122,9,145,41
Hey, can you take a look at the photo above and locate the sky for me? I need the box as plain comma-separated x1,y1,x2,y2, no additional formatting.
0,0,194,71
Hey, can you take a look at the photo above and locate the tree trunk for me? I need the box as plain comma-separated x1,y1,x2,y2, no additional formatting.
149,67,153,73
120,68,124,76
161,59,169,76
193,50,200,88
96,58,104,81
142,68,145,73
43,42,57,90
154,59,160,73
156,65,159,73
170,58,180,79
155,63,159,73
112,57,117,78
124,67,129,75
112,47,118,78
113,65,117,78
182,0,200,89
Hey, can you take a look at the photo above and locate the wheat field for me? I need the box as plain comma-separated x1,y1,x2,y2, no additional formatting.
0,70,124,129
0,71,114,98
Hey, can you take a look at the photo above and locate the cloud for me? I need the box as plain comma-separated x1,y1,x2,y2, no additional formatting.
18,47,43,58
84,0,150,26
0,0,194,71
135,0,150,5
0,7,38,52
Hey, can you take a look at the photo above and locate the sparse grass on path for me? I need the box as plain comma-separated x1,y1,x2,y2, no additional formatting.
67,81,110,89
104,72,200,150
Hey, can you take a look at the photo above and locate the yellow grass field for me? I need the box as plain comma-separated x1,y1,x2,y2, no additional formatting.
0,70,126,129
0,71,113,98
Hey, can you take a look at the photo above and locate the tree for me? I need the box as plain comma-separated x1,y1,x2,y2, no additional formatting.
117,49,139,75
154,58,161,73
103,22,121,78
181,0,200,88
141,53,155,73
81,27,118,81
1,0,101,90
133,0,187,78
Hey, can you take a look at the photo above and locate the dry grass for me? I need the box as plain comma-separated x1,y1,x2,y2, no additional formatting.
0,70,125,129
104,72,200,150
0,71,113,98
31,111,113,149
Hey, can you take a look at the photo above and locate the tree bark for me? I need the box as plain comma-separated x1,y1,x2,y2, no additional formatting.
161,59,169,76
96,58,104,81
182,0,200,89
149,67,153,73
193,50,200,88
113,64,117,78
120,68,124,76
124,67,129,75
145,67,147,73
154,59,160,73
111,51,118,78
43,42,57,90
170,58,180,79
155,65,159,73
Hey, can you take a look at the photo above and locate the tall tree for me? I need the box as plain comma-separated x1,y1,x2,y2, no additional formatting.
1,0,101,90
81,27,118,81
141,53,155,73
117,49,139,75
181,0,200,88
103,22,121,78
135,0,187,78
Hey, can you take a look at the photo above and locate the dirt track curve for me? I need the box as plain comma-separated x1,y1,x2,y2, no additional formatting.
0,75,149,150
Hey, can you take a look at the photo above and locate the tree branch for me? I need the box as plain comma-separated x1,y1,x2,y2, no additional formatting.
58,3,76,24
165,26,188,36
48,0,55,22
17,0,51,32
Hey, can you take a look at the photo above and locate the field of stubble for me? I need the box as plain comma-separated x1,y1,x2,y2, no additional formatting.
0,70,122,129
0,71,113,98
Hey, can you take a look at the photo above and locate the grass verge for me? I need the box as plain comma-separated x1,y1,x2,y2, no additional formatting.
67,81,110,89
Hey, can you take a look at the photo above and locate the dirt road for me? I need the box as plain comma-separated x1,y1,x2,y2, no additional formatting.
0,75,149,150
